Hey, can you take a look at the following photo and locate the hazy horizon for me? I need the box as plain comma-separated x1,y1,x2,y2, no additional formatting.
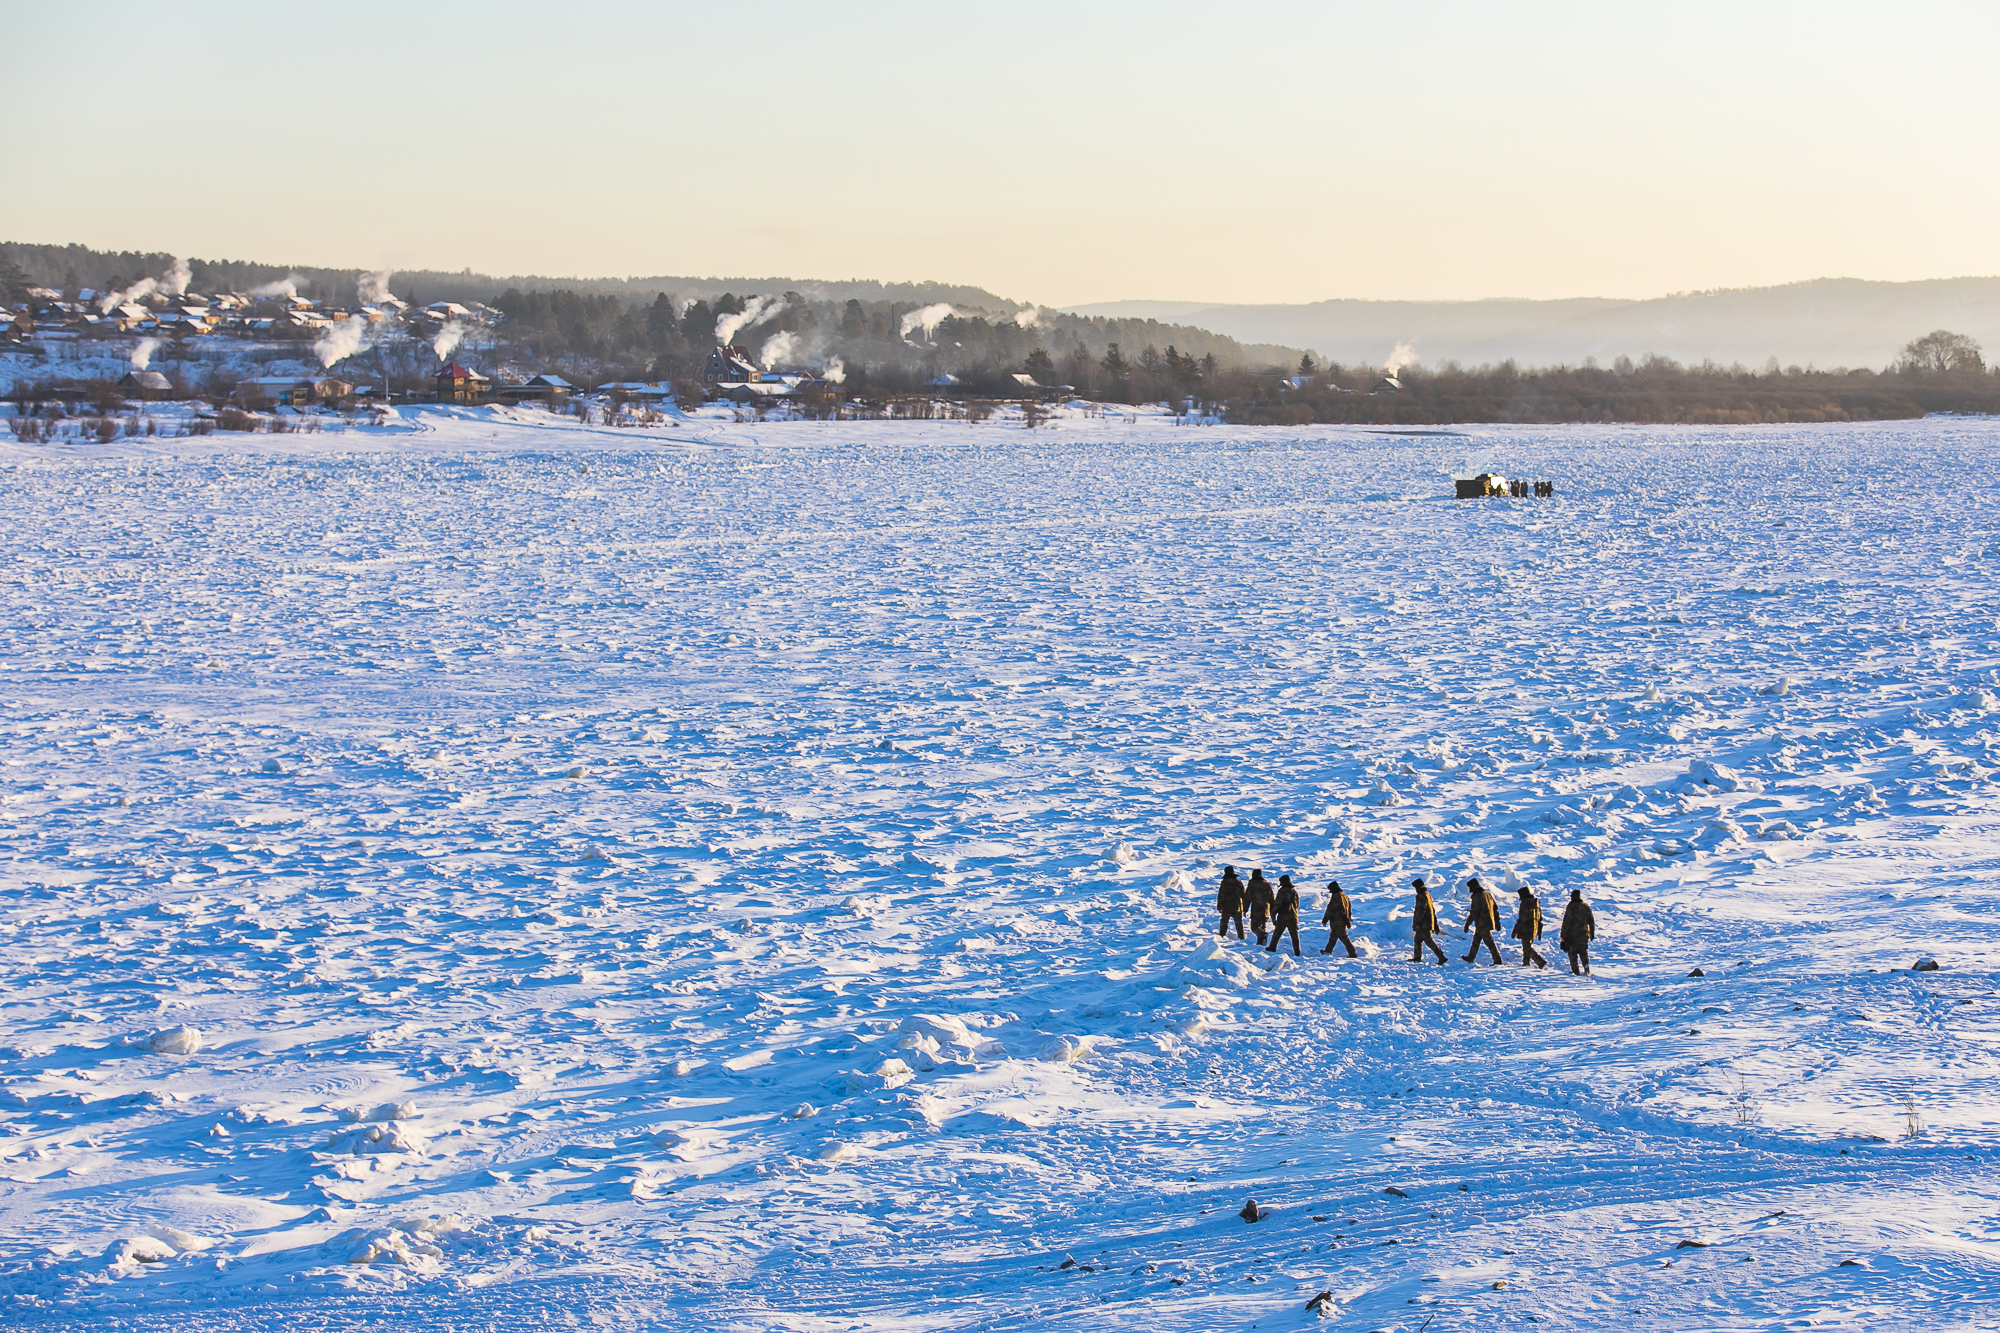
7,0,1995,308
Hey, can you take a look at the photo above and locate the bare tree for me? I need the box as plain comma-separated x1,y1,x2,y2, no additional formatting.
1899,329,1985,374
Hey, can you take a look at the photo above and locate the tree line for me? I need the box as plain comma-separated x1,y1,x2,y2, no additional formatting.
486,286,1297,396
1226,337,1998,426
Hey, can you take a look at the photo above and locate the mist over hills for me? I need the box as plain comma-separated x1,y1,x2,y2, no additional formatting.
1067,278,2000,372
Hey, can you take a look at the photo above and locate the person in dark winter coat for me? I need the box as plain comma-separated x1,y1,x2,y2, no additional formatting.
1461,877,1503,965
1320,880,1357,957
1560,889,1597,975
1410,878,1447,965
1265,874,1302,956
1511,884,1548,969
1216,866,1246,940
1245,869,1277,946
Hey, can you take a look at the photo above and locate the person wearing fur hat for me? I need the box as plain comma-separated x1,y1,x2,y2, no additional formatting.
1320,879,1357,957
1410,878,1447,965
1511,883,1549,969
1215,865,1246,940
1461,876,1503,965
1265,873,1302,957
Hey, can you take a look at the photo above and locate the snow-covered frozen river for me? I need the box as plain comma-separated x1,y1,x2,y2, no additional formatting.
1,411,1997,1331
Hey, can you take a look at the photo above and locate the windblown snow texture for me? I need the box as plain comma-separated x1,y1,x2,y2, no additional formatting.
0,414,1997,1331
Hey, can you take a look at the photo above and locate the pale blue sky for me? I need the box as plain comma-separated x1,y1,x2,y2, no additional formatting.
5,0,1995,304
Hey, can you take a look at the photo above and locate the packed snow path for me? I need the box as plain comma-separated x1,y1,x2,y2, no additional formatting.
0,414,1997,1331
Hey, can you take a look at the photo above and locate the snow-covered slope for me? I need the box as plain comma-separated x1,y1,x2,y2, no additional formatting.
0,413,1996,1330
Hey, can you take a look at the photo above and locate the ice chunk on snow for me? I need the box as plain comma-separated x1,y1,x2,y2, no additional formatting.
1111,842,1137,865
1160,867,1194,892
834,1058,915,1092
1695,819,1746,846
341,1100,419,1122
326,1120,429,1155
1757,820,1800,841
1176,939,1263,988
147,1025,202,1055
345,1225,445,1271
144,1225,215,1253
900,1013,980,1051
260,757,285,773
104,1234,179,1276
1688,759,1764,793
1954,690,1998,713
1372,779,1404,807
1037,1035,1094,1064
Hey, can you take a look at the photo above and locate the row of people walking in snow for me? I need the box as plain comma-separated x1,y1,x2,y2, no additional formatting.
1213,866,1598,974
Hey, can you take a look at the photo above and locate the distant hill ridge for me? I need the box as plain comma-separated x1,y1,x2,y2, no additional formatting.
0,241,1014,314
1067,277,2000,372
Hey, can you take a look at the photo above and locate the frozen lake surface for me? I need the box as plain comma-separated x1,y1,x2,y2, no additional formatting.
1,412,1997,1330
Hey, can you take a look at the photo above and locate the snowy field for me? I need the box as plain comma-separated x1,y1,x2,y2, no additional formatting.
1,411,1997,1331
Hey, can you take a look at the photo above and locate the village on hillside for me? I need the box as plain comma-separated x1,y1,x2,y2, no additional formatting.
1,273,1081,427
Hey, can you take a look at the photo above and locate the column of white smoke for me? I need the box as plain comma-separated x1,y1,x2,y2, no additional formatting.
760,331,801,369
898,303,956,340
130,338,160,370
433,322,467,360
315,315,373,367
714,295,786,346
96,255,195,313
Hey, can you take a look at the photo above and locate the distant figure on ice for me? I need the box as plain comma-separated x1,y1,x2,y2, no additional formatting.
1410,878,1447,965
1512,883,1549,969
1266,874,1302,956
1320,879,1357,957
1216,865,1246,940
1461,877,1503,965
1560,889,1597,975
1245,869,1277,946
